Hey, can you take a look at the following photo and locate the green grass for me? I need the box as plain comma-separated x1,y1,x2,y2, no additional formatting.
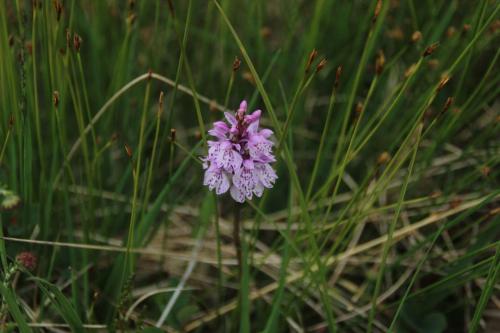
0,0,499,332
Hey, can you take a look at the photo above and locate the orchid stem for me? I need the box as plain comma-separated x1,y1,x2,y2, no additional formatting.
233,202,242,280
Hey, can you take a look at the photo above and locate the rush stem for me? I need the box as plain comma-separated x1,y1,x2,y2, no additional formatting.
233,202,242,280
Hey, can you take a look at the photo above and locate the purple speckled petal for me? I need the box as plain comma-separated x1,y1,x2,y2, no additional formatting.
233,164,258,199
224,112,237,126
259,128,273,138
230,185,245,203
256,163,278,188
203,167,230,194
253,181,264,197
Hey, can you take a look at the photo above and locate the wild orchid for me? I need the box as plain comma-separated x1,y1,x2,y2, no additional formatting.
202,100,277,203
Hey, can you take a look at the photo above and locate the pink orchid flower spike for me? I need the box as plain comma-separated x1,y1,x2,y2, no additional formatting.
202,100,277,202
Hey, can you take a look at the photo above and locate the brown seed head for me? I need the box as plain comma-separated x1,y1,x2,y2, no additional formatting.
437,75,451,91
490,20,500,34
442,97,453,113
66,29,71,49
232,56,241,72
16,252,37,271
242,71,255,85
446,26,456,38
373,0,382,23
305,49,318,73
127,13,137,26
411,31,422,43
53,91,60,108
375,50,385,75
128,0,135,10
158,91,164,108
404,63,417,78
124,144,133,158
427,59,439,70
25,42,33,55
53,0,63,21
209,100,218,113
377,151,391,164
170,128,176,142
335,65,343,88
481,166,491,177
386,27,404,40
260,26,272,39
462,24,471,33
167,0,175,16
423,42,439,57
354,102,364,120
157,91,164,116
316,58,327,73
73,33,82,52
8,34,14,47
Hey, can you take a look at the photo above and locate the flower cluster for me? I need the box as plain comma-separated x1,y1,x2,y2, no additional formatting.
202,100,277,203
16,251,37,271
0,184,20,211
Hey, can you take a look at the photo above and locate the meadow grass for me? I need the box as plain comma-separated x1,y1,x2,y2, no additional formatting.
0,0,499,332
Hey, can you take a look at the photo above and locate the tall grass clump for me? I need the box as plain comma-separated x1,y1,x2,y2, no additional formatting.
0,0,499,332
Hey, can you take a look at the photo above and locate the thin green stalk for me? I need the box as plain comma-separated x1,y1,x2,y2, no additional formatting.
408,0,419,31
142,92,164,218
160,0,189,157
320,75,379,224
329,0,388,185
276,73,310,150
223,68,235,109
262,190,293,333
76,53,98,157
124,82,151,274
211,194,225,329
305,82,337,201
469,242,500,333
169,0,207,145
388,219,463,331
454,0,487,102
0,129,11,165
367,124,422,333
234,202,243,279
31,7,45,174
0,216,8,271
350,58,423,164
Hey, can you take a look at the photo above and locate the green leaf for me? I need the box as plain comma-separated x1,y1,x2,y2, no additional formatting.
0,282,32,333
31,277,84,333
470,242,500,332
